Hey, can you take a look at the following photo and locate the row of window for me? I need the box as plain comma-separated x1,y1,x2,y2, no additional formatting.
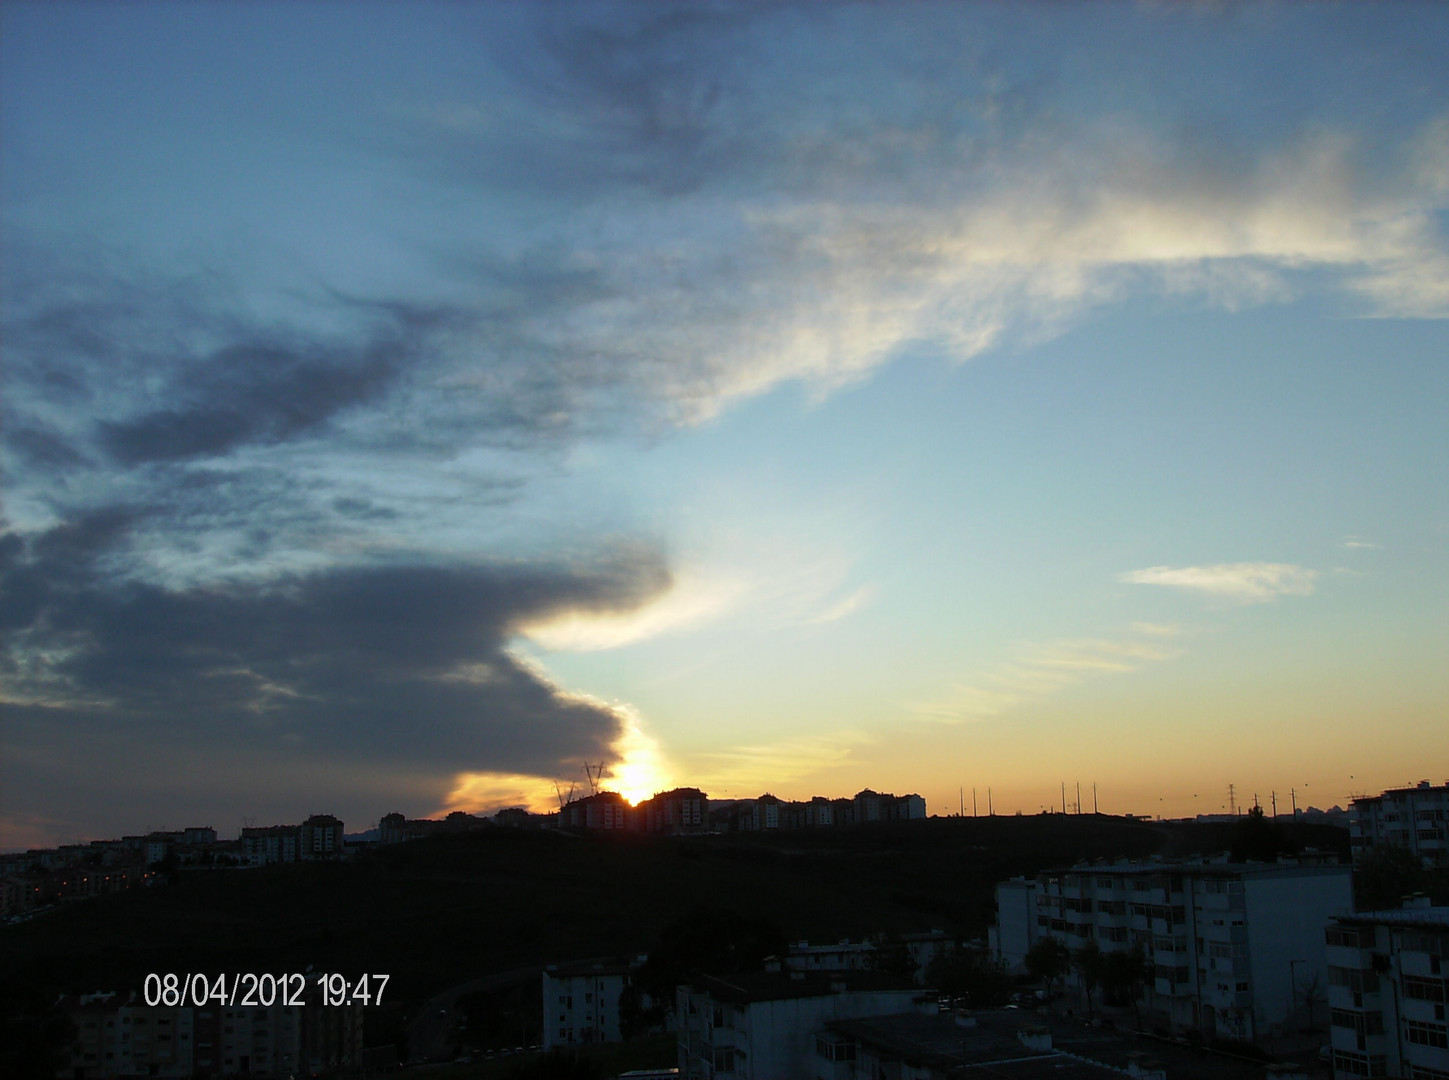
1406,1019,1449,1049
1333,1049,1388,1077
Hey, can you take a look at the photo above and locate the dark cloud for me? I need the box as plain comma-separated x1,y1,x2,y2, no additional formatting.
94,337,410,465
0,514,671,834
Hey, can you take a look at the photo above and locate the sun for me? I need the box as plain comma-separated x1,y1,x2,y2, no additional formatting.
609,711,673,806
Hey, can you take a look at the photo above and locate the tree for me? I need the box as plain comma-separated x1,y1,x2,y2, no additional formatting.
1073,939,1105,1019
1024,938,1072,1004
631,909,788,1023
1354,844,1426,911
866,932,918,980
1101,945,1152,1028
924,948,1012,1009
1229,805,1289,863
1296,969,1325,1031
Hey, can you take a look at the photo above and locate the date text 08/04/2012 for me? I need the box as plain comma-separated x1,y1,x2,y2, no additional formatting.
143,972,390,1008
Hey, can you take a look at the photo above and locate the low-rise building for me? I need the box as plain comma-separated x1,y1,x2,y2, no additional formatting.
1325,901,1449,1080
992,858,1353,1041
676,970,926,1079
543,958,643,1049
60,992,362,1079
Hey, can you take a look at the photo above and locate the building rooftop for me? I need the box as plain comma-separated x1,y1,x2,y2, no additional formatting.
1337,906,1449,928
1050,858,1347,878
826,1011,1139,1078
546,958,638,978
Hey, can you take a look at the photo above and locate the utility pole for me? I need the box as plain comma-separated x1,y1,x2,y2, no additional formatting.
1228,784,1237,816
973,788,978,817
988,788,993,816
1272,791,1278,819
959,787,964,817
1093,783,1098,815
1076,781,1082,815
1291,787,1298,817
1062,782,1067,815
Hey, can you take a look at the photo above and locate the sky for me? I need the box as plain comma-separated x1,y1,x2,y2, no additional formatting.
2,2,1447,850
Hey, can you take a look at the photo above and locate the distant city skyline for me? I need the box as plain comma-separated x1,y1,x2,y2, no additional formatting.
2,3,1447,851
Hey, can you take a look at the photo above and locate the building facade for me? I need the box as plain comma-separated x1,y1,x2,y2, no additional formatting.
992,859,1353,1040
1350,781,1449,868
1326,903,1449,1080
62,993,361,1079
543,959,641,1049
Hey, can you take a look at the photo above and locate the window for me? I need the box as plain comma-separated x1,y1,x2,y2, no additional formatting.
1404,975,1447,1002
1328,927,1374,949
1333,1049,1387,1077
1405,1020,1449,1049
1332,1009,1384,1036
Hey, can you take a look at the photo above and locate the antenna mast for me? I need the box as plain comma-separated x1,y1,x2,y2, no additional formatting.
554,780,577,810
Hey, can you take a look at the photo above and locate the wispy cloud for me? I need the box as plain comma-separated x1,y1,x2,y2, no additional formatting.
913,627,1184,723
803,584,877,626
1339,536,1381,550
1119,562,1318,603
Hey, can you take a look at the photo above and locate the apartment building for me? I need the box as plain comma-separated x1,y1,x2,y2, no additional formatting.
543,958,640,1049
240,824,300,866
299,814,344,860
1325,902,1449,1080
60,993,362,1078
785,930,955,986
1351,781,1449,868
676,970,925,1079
992,859,1353,1040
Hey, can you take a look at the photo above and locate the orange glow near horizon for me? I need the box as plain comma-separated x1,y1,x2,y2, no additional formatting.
608,711,675,805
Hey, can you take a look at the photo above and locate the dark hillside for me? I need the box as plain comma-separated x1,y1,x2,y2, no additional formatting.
1,814,1347,1016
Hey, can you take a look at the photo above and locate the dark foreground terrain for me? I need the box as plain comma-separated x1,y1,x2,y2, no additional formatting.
2,812,1349,1068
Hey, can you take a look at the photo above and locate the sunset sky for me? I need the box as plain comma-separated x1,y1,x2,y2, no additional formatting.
3,2,1447,850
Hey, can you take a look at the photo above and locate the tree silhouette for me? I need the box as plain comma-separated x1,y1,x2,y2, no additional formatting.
1025,938,1072,1003
1101,945,1152,1028
1229,805,1289,863
866,932,918,980
1074,939,1105,1019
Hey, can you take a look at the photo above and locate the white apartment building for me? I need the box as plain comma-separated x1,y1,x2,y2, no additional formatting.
676,970,926,1079
1325,902,1449,1080
784,930,953,985
543,959,640,1049
992,859,1353,1041
1351,781,1449,868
